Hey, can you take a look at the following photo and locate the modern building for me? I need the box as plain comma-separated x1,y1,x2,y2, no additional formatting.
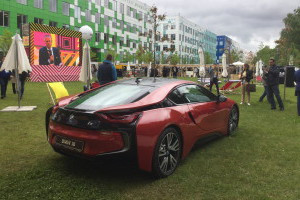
216,35,242,64
0,0,153,61
156,15,217,64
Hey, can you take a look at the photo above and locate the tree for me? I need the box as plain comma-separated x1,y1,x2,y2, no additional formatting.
204,52,214,64
254,45,276,65
280,7,300,51
149,6,166,66
122,50,134,63
0,30,13,56
230,49,242,63
104,48,117,62
168,52,180,66
135,44,145,64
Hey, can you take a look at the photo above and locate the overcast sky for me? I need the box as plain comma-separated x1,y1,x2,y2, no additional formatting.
145,0,299,52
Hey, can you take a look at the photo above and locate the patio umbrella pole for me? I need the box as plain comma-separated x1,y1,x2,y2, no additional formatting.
86,40,90,90
14,34,21,108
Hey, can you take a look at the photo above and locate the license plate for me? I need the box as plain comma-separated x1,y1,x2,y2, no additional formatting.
55,136,84,152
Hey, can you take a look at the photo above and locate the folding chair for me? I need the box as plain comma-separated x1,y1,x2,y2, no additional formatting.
46,82,69,105
219,81,234,93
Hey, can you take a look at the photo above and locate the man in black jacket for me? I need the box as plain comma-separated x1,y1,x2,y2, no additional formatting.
39,35,62,66
265,58,284,111
97,54,117,85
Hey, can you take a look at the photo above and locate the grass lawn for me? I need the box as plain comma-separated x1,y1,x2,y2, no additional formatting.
0,79,299,200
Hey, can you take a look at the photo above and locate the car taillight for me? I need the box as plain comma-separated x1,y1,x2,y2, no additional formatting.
97,112,141,124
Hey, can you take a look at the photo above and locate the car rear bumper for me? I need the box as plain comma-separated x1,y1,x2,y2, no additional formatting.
48,121,133,157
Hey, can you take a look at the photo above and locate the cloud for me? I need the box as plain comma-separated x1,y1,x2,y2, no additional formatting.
144,0,299,51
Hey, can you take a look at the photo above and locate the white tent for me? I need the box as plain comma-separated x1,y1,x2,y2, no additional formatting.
221,53,228,77
79,42,92,85
232,61,244,66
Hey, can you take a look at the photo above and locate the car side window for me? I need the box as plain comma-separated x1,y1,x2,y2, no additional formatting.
177,85,214,103
167,89,189,104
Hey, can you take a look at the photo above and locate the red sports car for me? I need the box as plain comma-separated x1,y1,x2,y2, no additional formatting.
46,78,239,178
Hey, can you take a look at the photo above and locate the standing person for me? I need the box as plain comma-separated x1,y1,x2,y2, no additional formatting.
209,66,219,95
172,66,178,78
39,35,62,66
295,68,300,116
265,58,284,111
259,65,268,102
19,71,30,99
240,63,253,105
97,54,117,85
0,57,11,99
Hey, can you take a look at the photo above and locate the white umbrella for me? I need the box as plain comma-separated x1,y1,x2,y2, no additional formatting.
258,59,263,76
1,34,31,74
147,62,151,77
79,42,92,84
198,48,205,77
1,34,32,109
232,61,244,66
255,61,259,76
221,53,228,77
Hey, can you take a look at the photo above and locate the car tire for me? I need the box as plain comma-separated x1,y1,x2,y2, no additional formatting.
152,127,182,178
228,106,239,136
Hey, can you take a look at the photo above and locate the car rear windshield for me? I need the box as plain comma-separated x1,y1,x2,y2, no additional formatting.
65,83,152,111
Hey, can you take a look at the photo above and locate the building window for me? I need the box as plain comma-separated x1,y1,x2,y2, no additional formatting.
132,24,136,34
34,0,43,8
95,13,100,24
149,43,152,51
17,14,27,29
127,22,131,32
104,33,108,43
112,18,117,28
112,35,116,45
62,2,70,16
74,6,81,19
171,25,176,29
17,0,27,5
163,45,168,51
120,3,124,14
104,0,109,8
104,15,109,27
144,13,148,22
49,21,57,27
95,0,101,6
133,42,136,48
85,10,91,22
170,45,175,52
112,0,117,11
132,8,137,18
34,17,43,24
138,11,143,21
144,42,147,49
95,32,101,42
156,45,160,51
0,11,9,27
120,37,124,46
126,6,131,17
171,34,176,41
126,39,130,48
49,0,57,12
120,21,124,30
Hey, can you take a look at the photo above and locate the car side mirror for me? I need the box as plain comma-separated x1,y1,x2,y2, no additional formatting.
217,95,227,103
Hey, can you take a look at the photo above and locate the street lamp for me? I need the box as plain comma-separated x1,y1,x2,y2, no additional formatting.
79,25,93,90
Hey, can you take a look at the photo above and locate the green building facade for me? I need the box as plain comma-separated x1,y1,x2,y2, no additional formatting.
0,0,153,62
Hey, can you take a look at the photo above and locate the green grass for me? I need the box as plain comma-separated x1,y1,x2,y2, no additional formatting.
0,80,299,200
